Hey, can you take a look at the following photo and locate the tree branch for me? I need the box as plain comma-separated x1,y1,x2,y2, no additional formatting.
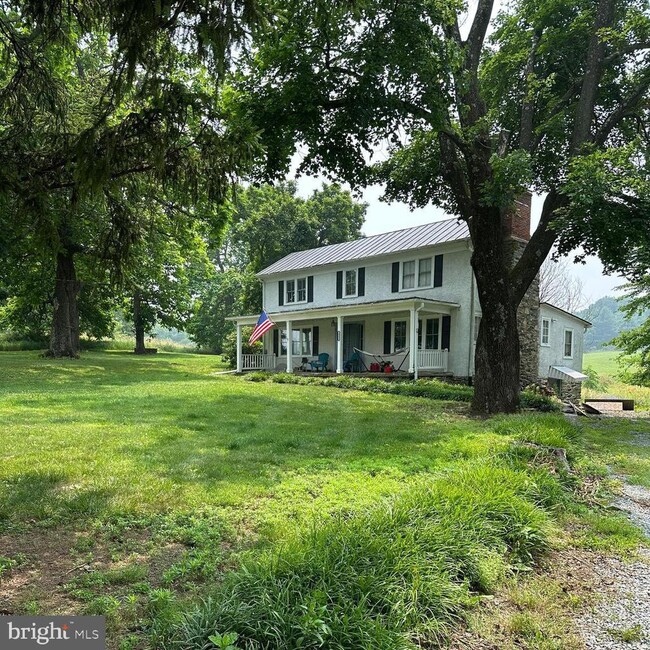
593,72,650,146
520,29,542,152
510,191,565,304
465,0,495,72
570,0,617,153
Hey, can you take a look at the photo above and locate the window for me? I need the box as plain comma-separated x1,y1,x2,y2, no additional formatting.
401,257,437,290
402,261,415,290
282,328,313,355
394,320,407,351
345,269,357,297
418,318,440,349
285,276,307,304
564,329,573,358
418,257,432,287
297,277,307,302
473,316,481,343
541,318,550,346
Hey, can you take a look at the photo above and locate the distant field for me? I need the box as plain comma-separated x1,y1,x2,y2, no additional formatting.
583,350,621,377
583,350,650,409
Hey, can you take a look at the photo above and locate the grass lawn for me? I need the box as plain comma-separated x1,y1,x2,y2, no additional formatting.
584,350,621,376
0,350,648,649
583,350,650,409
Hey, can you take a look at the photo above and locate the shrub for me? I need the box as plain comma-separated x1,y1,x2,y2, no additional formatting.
244,373,474,402
582,366,606,390
519,389,562,412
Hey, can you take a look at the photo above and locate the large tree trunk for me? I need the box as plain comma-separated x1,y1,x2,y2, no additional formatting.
49,251,81,358
470,203,522,414
133,290,147,354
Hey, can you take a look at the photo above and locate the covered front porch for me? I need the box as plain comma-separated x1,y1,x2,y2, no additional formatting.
229,298,459,378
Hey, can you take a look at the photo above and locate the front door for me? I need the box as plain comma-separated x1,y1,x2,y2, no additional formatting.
343,323,364,366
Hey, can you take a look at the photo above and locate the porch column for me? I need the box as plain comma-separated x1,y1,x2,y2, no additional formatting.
409,306,417,375
336,315,344,374
286,320,293,373
236,322,243,373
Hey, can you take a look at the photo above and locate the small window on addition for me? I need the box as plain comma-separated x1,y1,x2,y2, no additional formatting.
541,318,550,346
564,329,573,358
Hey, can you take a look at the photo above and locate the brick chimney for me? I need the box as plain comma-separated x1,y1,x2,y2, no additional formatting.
503,191,532,242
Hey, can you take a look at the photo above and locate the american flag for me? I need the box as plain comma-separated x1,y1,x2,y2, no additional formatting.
249,309,275,344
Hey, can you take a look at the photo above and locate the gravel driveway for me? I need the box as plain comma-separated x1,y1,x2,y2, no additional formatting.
577,478,650,649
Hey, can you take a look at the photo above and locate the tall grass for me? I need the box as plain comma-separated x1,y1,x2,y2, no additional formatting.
172,446,564,650
0,335,198,353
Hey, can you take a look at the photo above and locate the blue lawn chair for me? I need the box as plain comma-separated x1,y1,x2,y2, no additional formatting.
309,353,330,372
344,351,362,372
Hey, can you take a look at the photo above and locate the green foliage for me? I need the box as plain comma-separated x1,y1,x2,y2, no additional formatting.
222,329,262,367
246,373,474,401
519,390,562,412
582,366,606,391
174,460,557,650
188,182,365,352
208,632,241,650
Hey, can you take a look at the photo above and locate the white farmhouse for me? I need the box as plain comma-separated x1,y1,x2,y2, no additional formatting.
229,196,590,394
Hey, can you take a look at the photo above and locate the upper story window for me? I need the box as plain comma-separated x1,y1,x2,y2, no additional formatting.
286,277,307,304
395,255,443,292
418,257,432,287
541,318,550,346
336,267,365,299
345,269,357,297
564,329,574,358
402,261,416,289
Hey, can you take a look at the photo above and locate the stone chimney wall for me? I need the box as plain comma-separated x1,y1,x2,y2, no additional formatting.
505,192,540,386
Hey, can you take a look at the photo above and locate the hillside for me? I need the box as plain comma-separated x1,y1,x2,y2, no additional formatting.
578,295,649,351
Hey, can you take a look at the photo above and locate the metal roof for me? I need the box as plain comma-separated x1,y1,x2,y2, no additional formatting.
257,218,470,276
549,366,589,382
540,302,592,327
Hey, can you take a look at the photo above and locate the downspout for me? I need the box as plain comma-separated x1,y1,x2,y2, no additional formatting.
414,301,425,381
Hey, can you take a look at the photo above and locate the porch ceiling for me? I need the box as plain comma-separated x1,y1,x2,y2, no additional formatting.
227,297,460,326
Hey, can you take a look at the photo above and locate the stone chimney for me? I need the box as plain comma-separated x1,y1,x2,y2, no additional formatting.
505,192,539,386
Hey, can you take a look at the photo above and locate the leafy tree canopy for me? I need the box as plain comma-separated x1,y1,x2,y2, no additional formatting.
232,0,650,412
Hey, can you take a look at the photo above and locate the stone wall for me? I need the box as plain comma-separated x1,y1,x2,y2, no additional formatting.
504,193,540,386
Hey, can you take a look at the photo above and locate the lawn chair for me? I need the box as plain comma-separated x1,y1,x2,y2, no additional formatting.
344,351,362,373
309,352,330,372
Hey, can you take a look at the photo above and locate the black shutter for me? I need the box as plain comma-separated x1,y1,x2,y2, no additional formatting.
273,329,279,355
278,280,284,306
441,315,451,350
391,262,400,292
434,255,444,287
312,326,319,355
384,321,392,354
358,267,365,296
307,276,314,302
336,271,343,299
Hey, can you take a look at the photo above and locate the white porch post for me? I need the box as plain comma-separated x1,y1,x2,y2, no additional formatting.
286,320,293,373
236,322,243,373
409,306,417,374
336,315,344,374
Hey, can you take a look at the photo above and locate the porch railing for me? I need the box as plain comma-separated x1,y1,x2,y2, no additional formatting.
417,349,448,371
242,354,276,370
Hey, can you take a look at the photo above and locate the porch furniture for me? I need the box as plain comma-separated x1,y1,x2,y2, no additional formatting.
344,351,362,372
309,353,330,372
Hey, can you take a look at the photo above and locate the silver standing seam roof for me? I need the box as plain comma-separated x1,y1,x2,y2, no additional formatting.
257,218,470,276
